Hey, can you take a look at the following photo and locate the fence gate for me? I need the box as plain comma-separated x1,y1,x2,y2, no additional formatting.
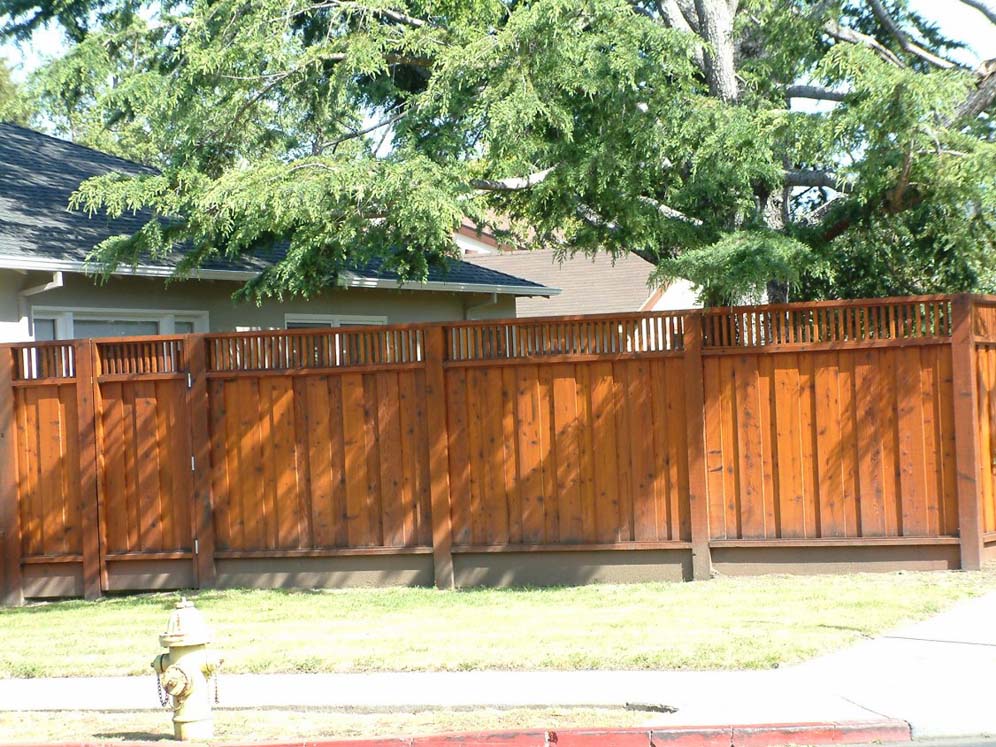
92,338,199,592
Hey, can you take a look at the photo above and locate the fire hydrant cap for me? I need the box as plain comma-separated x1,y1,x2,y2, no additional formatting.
159,597,213,647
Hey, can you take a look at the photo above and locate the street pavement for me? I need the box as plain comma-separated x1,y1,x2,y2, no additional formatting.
2,589,995,739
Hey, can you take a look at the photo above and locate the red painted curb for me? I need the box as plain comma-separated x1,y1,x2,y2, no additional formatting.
0,719,912,747
241,720,911,747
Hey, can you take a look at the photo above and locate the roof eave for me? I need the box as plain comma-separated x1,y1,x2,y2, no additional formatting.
0,255,561,297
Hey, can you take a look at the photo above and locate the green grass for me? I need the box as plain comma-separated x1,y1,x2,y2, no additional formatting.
2,569,995,678
0,707,658,743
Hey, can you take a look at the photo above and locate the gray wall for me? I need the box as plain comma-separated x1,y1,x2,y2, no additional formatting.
0,270,519,341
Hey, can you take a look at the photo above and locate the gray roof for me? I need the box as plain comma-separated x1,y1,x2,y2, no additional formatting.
0,123,556,296
467,249,661,316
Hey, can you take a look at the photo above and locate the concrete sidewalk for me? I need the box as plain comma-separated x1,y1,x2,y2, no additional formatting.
3,590,995,740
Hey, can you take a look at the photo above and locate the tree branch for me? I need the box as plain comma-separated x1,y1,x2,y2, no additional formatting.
638,196,703,225
321,107,407,153
866,0,957,69
313,0,428,28
956,0,996,27
785,84,847,102
824,19,905,67
470,166,557,191
784,168,854,191
657,0,705,69
953,64,996,122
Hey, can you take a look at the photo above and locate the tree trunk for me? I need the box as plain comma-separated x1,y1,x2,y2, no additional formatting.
694,0,739,102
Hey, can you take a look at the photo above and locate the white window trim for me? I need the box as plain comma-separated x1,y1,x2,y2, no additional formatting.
284,313,387,328
30,305,210,341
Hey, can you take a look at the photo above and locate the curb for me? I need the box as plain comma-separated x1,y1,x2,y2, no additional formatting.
2,719,912,747
233,720,914,747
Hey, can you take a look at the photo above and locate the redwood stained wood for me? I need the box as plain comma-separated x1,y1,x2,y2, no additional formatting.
703,360,727,539
362,375,384,546
627,360,657,541
376,372,405,547
937,348,958,537
814,352,845,537
734,355,764,539
483,367,509,545
8,298,996,602
773,356,805,538
611,362,633,542
538,365,559,543
515,366,546,544
552,366,582,543
837,353,859,536
0,348,23,605
855,350,887,536
589,362,619,542
341,373,372,547
952,295,984,568
502,367,523,545
896,347,929,535
398,372,420,546
444,369,471,545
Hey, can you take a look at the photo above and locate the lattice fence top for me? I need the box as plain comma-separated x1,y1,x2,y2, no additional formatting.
701,297,953,349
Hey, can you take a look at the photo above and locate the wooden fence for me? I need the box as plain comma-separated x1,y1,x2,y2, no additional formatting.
2,293,995,603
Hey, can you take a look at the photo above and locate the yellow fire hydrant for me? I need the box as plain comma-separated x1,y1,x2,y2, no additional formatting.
152,597,223,741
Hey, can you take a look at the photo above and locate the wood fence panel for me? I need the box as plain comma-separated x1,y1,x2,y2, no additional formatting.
95,378,193,554
702,342,958,541
207,366,432,552
14,383,81,559
444,356,687,548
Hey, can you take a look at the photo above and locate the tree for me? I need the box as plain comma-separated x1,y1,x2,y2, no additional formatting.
0,58,32,125
3,0,995,304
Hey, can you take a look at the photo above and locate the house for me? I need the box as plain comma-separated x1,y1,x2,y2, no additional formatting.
0,123,558,343
463,242,700,317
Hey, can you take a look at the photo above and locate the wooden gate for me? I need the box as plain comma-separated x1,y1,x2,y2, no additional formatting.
92,338,198,591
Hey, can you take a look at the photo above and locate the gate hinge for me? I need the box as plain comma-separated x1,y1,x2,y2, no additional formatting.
191,456,196,472
186,372,193,389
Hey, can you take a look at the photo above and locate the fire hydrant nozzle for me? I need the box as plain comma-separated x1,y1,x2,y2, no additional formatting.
152,597,223,741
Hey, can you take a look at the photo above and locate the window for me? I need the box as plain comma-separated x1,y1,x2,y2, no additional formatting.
285,314,387,329
31,307,209,341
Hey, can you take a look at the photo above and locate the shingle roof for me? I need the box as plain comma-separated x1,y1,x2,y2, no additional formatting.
466,249,661,316
0,123,555,296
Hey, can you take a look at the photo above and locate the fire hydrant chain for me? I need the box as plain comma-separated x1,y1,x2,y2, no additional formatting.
156,673,171,709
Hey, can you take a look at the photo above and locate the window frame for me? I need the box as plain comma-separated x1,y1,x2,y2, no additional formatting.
30,306,210,341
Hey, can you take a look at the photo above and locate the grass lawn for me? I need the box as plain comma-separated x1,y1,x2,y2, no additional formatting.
2,568,995,678
0,707,657,743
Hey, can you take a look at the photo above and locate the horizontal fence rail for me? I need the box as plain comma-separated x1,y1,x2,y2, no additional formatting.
2,293,994,604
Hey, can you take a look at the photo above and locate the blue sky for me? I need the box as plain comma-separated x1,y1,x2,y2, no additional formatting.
1,1,993,81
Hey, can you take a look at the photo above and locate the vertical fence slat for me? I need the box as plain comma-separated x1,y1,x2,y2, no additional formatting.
0,347,22,605
952,294,983,569
74,339,101,600
683,313,711,579
424,327,454,588
185,335,216,587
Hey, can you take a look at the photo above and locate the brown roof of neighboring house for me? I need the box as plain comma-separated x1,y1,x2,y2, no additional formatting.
466,249,663,317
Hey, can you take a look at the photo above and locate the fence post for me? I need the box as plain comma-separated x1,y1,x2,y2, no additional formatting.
184,335,216,588
951,294,984,570
0,346,23,606
682,312,712,580
424,326,454,589
75,339,102,600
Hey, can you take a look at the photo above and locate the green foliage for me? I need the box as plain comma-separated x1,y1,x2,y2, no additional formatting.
0,59,32,124
655,230,828,305
3,0,995,304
